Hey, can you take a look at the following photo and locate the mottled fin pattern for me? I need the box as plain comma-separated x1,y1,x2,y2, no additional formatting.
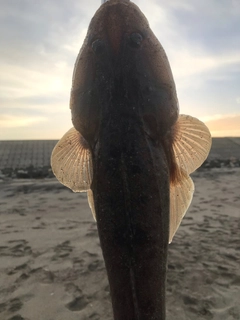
169,115,211,243
51,127,93,192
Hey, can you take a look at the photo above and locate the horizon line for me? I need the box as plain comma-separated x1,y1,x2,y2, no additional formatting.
1,136,240,142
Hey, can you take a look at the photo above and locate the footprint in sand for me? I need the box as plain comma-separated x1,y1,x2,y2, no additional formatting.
65,283,89,311
72,257,85,271
65,283,82,296
84,251,104,272
72,251,104,275
7,262,28,276
8,298,23,313
52,240,73,260
88,259,104,272
30,267,55,284
183,295,213,319
66,296,89,311
10,240,32,257
1,240,32,257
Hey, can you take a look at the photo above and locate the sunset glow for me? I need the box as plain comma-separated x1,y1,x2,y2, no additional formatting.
0,0,239,140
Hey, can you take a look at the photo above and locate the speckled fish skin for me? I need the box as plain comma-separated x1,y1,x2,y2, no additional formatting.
71,1,179,319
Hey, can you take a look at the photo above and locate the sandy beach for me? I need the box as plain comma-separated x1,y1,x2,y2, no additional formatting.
0,168,239,320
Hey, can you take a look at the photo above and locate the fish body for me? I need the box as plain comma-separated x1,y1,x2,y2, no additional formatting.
51,0,212,319
92,115,169,319
71,2,175,317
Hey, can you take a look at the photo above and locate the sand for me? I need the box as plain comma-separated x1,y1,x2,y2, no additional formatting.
0,168,239,320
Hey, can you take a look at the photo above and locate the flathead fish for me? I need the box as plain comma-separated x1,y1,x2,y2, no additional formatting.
51,0,212,319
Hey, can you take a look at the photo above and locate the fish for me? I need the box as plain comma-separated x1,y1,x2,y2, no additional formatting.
51,0,212,319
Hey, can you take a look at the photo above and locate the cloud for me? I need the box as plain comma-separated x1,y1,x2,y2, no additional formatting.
200,113,240,123
0,112,72,140
136,0,240,97
0,115,48,128
168,51,240,96
0,0,240,139
160,0,240,55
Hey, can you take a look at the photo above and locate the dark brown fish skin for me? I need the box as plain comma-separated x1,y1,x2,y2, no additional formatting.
71,0,179,319
92,122,170,319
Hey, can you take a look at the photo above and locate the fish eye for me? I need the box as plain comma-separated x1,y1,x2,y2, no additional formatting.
129,33,143,48
91,39,104,54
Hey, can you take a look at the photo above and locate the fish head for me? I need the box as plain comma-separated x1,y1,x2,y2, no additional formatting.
71,0,179,147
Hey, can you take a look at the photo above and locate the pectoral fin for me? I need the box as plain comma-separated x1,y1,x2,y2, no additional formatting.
169,170,194,243
169,115,211,242
51,127,93,192
87,189,96,220
172,114,212,174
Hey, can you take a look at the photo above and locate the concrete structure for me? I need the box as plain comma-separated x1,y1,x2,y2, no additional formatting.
0,138,240,170
0,140,57,170
208,138,240,160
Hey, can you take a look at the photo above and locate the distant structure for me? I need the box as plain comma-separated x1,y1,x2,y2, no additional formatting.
0,140,56,170
208,137,240,160
0,138,240,170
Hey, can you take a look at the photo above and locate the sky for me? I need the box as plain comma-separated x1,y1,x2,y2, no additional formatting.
0,0,240,140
